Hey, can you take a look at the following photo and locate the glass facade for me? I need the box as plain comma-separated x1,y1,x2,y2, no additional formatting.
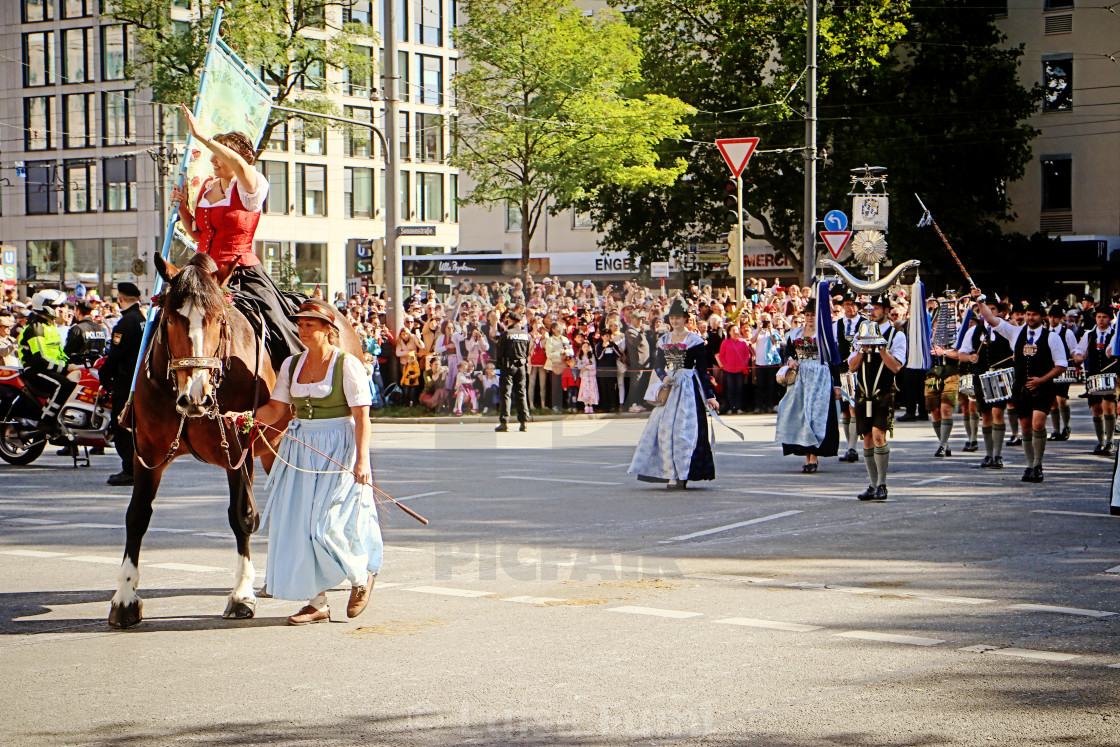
103,155,137,212
101,25,128,81
295,163,327,216
102,92,134,146
25,96,52,151
65,160,96,213
23,31,54,87
346,167,375,219
62,28,91,83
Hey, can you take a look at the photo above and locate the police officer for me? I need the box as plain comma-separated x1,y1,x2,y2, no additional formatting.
64,299,108,366
848,295,907,501
495,311,530,432
100,282,145,486
18,290,74,438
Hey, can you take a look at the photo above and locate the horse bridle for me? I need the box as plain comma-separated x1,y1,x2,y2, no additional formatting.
163,309,233,387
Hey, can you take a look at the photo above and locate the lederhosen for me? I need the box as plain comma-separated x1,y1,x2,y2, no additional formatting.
972,324,1013,413
1084,327,1117,405
1012,327,1056,415
925,308,958,407
855,326,899,436
1050,326,1073,399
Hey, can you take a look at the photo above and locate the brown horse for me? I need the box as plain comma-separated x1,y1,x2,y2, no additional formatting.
108,252,363,628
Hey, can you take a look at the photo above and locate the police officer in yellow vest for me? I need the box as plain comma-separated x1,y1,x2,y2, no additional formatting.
18,290,76,437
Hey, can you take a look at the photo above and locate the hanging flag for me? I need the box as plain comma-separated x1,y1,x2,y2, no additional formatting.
816,280,841,366
907,279,932,370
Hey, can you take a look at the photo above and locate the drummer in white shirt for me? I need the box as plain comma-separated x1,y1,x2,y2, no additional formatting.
1072,306,1117,456
970,291,1067,483
1046,305,1079,443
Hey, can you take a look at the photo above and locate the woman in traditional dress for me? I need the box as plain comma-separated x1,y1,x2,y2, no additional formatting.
629,298,720,490
171,105,303,371
247,298,381,625
774,298,842,473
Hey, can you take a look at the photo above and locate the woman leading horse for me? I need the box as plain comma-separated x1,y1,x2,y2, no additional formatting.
108,252,362,629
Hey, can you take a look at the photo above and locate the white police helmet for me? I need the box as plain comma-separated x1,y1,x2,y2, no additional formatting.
30,290,63,318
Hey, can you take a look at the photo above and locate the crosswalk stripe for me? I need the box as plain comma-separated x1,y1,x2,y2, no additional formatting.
988,648,1080,662
1011,603,1116,618
0,549,69,558
148,562,225,573
834,630,944,647
713,617,823,632
404,586,497,598
608,606,702,619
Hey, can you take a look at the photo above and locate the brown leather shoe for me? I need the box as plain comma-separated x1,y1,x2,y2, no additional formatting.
286,604,330,625
347,573,375,618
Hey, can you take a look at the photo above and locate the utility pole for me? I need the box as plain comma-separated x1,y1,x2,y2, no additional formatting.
735,174,745,303
383,0,404,333
802,0,818,288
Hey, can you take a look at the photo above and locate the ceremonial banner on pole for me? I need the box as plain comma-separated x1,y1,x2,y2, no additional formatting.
184,39,273,206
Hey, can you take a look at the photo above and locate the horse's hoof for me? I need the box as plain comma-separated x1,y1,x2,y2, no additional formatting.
223,598,256,619
108,600,143,629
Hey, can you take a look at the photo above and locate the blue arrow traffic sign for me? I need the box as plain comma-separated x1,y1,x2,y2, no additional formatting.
824,210,848,232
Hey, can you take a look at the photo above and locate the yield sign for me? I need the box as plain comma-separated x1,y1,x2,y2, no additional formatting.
715,137,760,178
820,230,852,259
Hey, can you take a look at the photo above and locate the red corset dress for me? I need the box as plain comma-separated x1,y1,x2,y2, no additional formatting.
194,176,263,267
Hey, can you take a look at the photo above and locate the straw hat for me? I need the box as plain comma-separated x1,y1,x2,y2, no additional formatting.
290,298,339,329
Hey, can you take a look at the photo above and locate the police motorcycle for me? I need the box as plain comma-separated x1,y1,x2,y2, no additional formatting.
0,292,114,465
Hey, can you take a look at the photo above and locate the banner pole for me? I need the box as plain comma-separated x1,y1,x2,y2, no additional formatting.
125,4,227,401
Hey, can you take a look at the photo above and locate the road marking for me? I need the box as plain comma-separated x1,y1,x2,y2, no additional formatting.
608,606,703,619
735,489,852,502
914,476,951,486
147,527,194,534
591,565,650,575
404,586,497,598
4,518,65,525
1011,603,1116,618
148,562,225,573
987,648,1080,662
924,595,995,605
502,596,565,605
662,510,802,543
498,476,621,486
599,463,631,469
0,549,69,558
68,523,125,530
397,491,448,501
714,617,824,633
68,555,123,565
194,532,235,539
834,630,945,647
1109,663,1120,669
1031,510,1119,519
1105,565,1120,574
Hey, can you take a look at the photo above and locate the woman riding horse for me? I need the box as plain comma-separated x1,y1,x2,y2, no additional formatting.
170,104,302,371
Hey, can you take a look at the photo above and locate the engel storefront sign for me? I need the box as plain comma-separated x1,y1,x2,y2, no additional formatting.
402,251,641,279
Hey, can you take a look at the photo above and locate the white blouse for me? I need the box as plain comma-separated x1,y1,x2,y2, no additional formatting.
197,171,269,212
272,350,372,408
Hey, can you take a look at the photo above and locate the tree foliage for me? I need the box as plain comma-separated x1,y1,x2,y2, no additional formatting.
109,0,377,151
452,0,694,281
587,0,1041,286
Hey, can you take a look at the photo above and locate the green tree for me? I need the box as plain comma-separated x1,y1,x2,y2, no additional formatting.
452,0,694,282
588,1,1042,286
109,0,377,153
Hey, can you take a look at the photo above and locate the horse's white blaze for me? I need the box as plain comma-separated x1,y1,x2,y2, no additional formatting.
230,554,256,603
111,559,140,608
180,300,210,403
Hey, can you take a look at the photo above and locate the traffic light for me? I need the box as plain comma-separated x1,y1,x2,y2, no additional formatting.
723,180,738,225
725,230,742,285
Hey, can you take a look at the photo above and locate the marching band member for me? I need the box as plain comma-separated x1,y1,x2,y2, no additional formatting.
925,296,959,458
834,290,862,463
1046,305,1077,442
1004,303,1026,447
775,298,841,473
848,295,907,501
971,292,1067,483
944,300,1010,469
1072,306,1116,456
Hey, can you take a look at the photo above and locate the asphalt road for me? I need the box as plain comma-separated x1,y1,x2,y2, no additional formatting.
1,409,1118,746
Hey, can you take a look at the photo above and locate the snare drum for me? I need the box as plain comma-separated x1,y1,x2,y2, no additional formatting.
1055,366,1082,384
1087,373,1117,395
840,371,856,404
979,367,1014,404
958,373,975,397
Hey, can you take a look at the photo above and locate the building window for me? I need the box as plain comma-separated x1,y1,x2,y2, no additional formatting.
65,160,95,213
25,96,53,151
295,163,327,216
294,118,327,155
1041,156,1072,211
1044,0,1073,9
62,28,92,84
572,210,594,230
420,55,443,105
171,0,192,8
26,162,58,216
346,167,375,219
344,0,373,24
300,60,326,91
260,161,288,215
101,25,129,81
346,46,375,97
266,121,288,151
414,0,442,45
28,241,62,284
1043,57,1073,112
450,0,457,47
296,243,327,285
381,50,410,102
506,202,522,232
63,0,92,18
416,113,443,162
418,173,443,221
344,106,374,158
102,92,134,145
298,2,326,28
104,237,138,292
400,171,411,219
23,32,55,87
449,174,458,222
399,111,410,161
23,0,54,23
103,155,137,212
